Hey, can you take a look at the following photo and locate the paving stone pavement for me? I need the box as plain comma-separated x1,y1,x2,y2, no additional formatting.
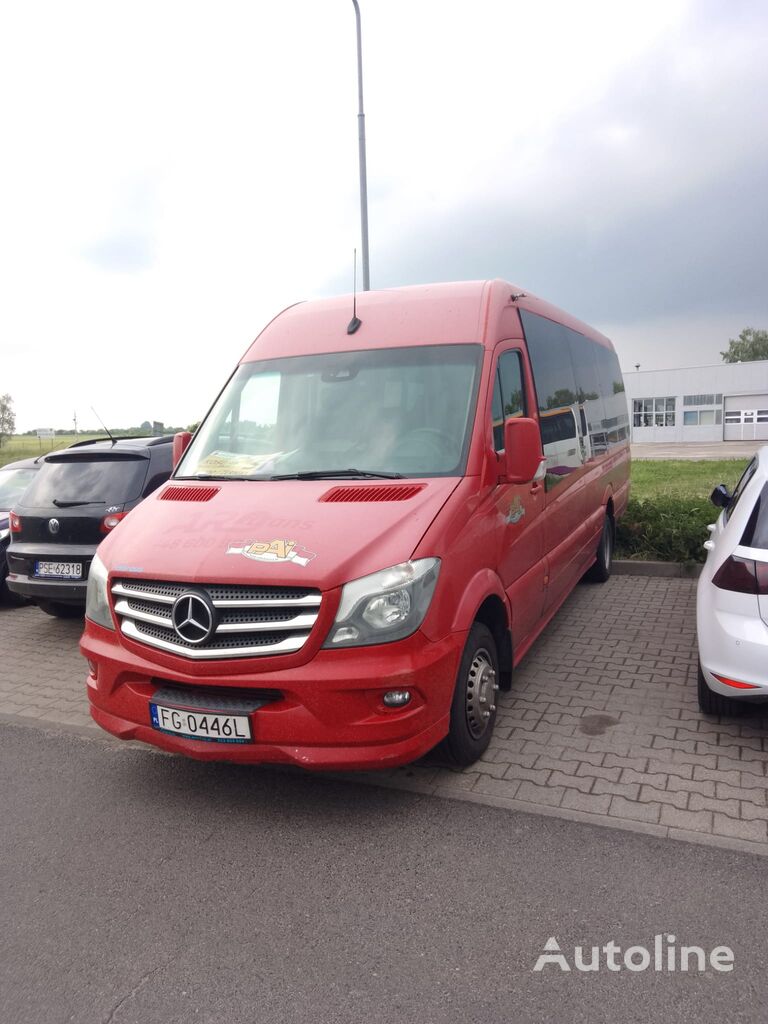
2,576,768,855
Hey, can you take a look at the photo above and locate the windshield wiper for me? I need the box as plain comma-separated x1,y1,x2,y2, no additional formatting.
52,498,105,507
175,474,261,482
268,469,404,480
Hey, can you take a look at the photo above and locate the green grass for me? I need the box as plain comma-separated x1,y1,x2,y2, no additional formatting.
619,458,750,563
630,459,748,500
0,434,102,468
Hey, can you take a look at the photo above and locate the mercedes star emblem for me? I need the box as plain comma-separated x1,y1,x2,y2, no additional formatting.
171,592,216,645
48,518,60,535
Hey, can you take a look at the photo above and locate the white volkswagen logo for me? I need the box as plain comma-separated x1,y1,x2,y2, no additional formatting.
171,592,215,645
48,518,60,535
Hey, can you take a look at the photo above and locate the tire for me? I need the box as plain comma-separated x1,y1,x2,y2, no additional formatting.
697,662,746,717
584,513,614,583
443,622,500,767
37,601,83,619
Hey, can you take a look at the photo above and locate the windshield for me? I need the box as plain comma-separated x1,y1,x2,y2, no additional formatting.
20,456,149,507
178,345,483,480
0,467,38,510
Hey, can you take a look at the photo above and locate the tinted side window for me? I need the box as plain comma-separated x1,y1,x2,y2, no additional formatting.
567,328,605,447
521,310,582,486
492,372,505,452
499,351,526,420
492,350,527,452
725,458,757,524
741,481,768,547
595,343,629,445
521,312,577,415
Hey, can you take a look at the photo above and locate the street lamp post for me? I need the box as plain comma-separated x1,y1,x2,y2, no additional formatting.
351,0,370,290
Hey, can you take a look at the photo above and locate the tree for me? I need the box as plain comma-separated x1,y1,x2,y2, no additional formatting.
721,328,768,363
0,393,15,447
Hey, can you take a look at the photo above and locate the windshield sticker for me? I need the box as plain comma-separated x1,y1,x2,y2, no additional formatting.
226,539,316,567
196,451,284,477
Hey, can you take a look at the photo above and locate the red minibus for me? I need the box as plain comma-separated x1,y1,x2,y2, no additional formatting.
81,281,630,769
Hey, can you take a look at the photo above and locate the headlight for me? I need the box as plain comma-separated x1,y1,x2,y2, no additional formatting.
85,553,115,631
324,558,440,648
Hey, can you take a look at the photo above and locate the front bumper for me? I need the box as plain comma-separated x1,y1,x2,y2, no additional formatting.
81,620,466,770
7,543,95,605
7,571,87,604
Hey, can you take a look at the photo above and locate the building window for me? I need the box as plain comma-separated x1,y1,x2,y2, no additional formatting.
684,407,722,427
633,397,675,427
684,393,723,407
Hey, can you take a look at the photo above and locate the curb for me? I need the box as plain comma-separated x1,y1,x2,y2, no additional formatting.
613,559,701,578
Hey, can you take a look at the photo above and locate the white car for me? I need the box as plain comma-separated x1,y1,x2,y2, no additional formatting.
697,449,768,714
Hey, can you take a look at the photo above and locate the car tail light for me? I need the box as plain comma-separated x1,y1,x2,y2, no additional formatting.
713,673,760,690
100,512,127,533
9,511,21,533
712,554,768,595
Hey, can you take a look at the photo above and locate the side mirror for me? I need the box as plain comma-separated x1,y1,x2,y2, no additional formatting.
501,417,544,484
172,431,193,469
710,483,731,509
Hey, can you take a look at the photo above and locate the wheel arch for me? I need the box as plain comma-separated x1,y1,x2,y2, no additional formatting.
449,570,513,690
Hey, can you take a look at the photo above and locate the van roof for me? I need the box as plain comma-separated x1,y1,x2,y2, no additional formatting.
241,280,614,362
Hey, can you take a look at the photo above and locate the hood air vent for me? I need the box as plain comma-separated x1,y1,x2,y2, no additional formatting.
159,485,220,502
320,484,425,503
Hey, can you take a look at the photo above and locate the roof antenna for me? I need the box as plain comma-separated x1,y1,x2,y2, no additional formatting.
347,248,362,334
91,406,116,445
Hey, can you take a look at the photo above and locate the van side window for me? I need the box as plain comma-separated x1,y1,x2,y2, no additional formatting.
520,309,629,487
492,350,526,452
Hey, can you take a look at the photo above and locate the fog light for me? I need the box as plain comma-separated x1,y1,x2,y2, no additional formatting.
383,689,411,708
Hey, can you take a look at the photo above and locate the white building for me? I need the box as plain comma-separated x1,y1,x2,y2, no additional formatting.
623,361,768,443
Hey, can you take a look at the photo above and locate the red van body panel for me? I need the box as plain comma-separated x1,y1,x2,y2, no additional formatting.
80,280,630,770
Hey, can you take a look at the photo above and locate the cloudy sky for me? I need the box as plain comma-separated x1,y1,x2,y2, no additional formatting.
2,0,766,432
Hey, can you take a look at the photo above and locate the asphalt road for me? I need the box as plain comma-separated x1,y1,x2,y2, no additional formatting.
2,722,767,1024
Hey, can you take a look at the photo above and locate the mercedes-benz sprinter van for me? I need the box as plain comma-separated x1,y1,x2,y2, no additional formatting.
80,281,630,770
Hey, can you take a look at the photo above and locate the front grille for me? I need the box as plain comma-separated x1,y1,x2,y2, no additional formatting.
112,578,322,659
152,683,282,713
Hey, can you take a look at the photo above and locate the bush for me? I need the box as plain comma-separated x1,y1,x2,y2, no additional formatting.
616,496,715,564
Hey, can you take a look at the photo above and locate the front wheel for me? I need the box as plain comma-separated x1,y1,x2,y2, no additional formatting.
443,622,500,767
584,514,613,583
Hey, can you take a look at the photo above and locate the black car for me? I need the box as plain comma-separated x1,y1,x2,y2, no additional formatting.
7,436,173,616
0,457,42,604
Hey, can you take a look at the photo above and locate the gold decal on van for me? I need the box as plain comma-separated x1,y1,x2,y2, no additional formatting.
226,539,316,567
506,497,525,525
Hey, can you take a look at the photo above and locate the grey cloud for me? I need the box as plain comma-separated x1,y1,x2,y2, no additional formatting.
325,2,768,333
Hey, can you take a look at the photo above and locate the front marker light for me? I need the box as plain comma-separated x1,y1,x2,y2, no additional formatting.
324,558,440,649
85,553,115,631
